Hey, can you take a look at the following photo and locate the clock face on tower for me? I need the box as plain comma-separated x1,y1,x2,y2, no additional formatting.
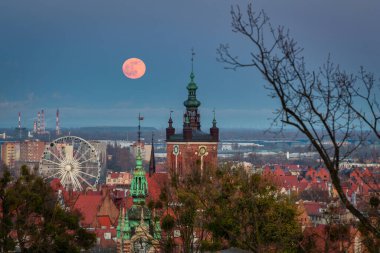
173,145,179,155
198,146,207,156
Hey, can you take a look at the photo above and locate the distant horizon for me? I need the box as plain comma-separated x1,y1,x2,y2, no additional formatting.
0,125,283,131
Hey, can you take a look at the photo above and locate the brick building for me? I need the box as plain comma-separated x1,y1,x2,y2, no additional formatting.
166,66,219,179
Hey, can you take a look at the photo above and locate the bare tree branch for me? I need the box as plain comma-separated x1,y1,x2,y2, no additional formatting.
217,3,380,238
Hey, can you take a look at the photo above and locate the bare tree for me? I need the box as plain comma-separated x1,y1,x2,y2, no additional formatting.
217,3,380,237
343,67,380,137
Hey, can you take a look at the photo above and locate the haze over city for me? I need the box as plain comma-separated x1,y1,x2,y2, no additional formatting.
1,0,379,129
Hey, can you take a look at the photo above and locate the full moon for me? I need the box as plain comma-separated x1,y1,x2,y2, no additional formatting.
122,58,146,79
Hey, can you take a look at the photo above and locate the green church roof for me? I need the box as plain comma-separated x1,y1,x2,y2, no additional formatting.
183,71,201,108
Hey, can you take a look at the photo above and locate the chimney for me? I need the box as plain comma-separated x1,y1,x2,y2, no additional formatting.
37,111,41,134
56,109,60,136
18,112,21,128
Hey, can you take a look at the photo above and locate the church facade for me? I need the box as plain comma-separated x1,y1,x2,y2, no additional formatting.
116,149,161,253
166,68,219,179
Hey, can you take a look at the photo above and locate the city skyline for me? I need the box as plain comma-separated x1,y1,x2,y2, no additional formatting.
1,0,379,129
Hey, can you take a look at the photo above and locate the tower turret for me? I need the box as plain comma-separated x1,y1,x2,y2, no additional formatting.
210,110,219,141
166,111,175,140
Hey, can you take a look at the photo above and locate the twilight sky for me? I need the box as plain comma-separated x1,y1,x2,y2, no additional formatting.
0,0,379,129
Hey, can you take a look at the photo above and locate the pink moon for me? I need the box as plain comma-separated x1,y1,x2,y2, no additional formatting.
122,58,146,79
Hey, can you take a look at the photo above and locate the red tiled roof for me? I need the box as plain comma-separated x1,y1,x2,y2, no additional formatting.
50,178,63,191
281,175,298,186
146,172,169,202
49,178,80,207
98,215,112,228
73,193,102,226
303,201,324,216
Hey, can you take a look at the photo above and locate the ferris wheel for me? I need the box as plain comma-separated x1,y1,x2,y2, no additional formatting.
39,136,101,191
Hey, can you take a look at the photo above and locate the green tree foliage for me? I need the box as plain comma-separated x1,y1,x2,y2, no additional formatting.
0,165,96,253
106,144,134,172
203,168,301,252
161,214,176,252
0,169,15,252
162,166,302,253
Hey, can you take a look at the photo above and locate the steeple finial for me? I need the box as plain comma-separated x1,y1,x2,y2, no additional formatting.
169,110,173,121
212,109,217,126
190,48,195,81
138,113,144,145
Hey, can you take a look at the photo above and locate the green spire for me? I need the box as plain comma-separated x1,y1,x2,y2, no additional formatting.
130,148,148,204
117,207,131,240
184,49,201,108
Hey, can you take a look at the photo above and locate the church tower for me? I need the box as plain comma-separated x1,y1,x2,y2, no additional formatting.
117,120,161,253
166,52,219,179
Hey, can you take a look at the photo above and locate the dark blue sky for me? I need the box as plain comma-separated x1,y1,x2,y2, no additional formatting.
1,0,379,129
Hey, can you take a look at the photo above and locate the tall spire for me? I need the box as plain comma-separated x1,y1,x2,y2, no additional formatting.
210,108,219,142
168,110,173,126
149,132,156,177
166,110,175,140
184,48,200,109
183,48,201,130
